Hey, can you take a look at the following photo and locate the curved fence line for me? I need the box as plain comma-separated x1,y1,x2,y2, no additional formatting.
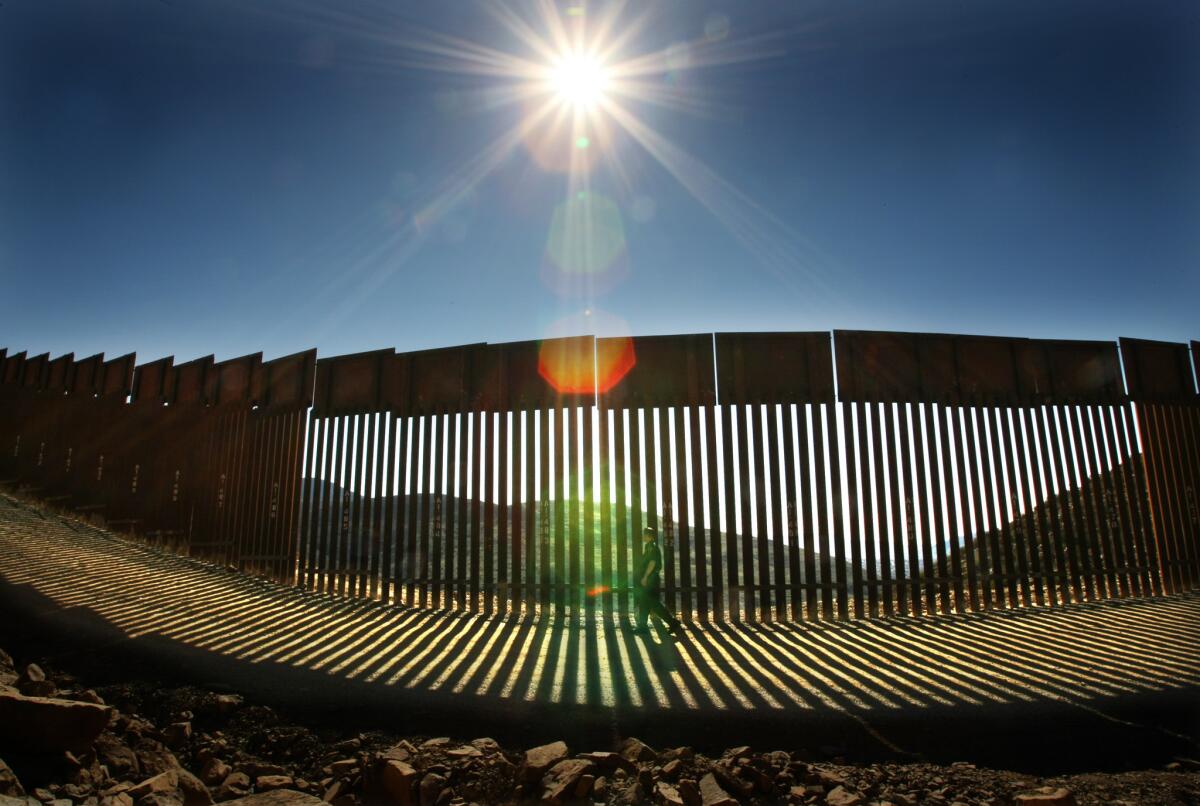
0,331,1196,622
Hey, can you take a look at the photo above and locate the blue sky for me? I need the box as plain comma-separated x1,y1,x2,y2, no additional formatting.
2,1,1197,366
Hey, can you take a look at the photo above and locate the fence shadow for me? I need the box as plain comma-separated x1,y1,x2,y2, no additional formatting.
1,493,1198,774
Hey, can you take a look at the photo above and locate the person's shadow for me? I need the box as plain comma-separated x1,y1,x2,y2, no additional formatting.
638,623,680,672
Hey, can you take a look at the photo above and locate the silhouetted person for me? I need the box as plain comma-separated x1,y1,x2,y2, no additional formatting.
632,526,683,636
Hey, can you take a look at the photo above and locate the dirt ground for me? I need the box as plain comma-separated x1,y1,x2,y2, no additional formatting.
2,641,1198,806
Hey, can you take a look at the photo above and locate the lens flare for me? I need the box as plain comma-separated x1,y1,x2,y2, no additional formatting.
542,191,628,296
537,335,596,395
595,335,636,395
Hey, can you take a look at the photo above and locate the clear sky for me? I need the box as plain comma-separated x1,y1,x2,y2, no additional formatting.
2,1,1197,366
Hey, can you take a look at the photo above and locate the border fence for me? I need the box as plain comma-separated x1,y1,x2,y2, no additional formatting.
0,331,1196,624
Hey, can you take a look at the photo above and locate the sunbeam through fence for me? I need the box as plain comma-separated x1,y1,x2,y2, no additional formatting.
0,331,1197,624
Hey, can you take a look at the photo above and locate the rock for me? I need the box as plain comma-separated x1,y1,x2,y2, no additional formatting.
521,741,569,783
723,746,751,761
662,760,682,779
637,768,654,791
619,738,657,764
128,771,179,802
319,781,341,804
593,776,608,799
0,692,112,753
96,735,140,779
200,759,230,787
213,695,243,714
577,752,636,773
244,763,287,779
654,782,684,806
710,765,752,799
134,742,182,777
0,759,23,798
221,793,325,806
444,746,480,759
698,774,737,806
61,784,88,800
1014,788,1075,805
75,691,106,706
816,769,846,788
36,789,56,802
379,761,417,806
16,666,54,698
540,759,595,804
175,770,211,806
468,738,500,756
574,775,595,798
417,773,445,806
99,794,134,806
218,773,252,801
328,760,357,779
379,744,411,764
255,778,293,793
615,782,644,805
17,682,57,699
420,738,451,750
164,724,192,749
677,779,700,806
825,786,863,806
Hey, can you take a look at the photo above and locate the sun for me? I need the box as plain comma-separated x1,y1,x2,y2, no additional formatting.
549,53,610,109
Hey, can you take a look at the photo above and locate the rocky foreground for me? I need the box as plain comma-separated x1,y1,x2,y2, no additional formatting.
0,646,1197,806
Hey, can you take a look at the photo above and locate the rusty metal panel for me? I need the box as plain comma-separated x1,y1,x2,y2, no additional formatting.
408,343,481,413
100,353,136,398
171,356,214,405
2,351,25,386
473,337,596,410
46,353,74,392
1039,339,1123,402
262,349,317,411
715,331,833,404
916,333,958,401
22,353,49,389
599,333,714,408
834,331,920,402
313,348,392,416
381,351,412,414
1012,341,1052,403
1119,338,1195,402
68,353,104,396
467,343,507,411
955,336,1022,403
132,357,174,403
210,352,263,406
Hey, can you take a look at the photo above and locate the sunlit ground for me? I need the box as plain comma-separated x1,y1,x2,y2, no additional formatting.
1,493,1197,754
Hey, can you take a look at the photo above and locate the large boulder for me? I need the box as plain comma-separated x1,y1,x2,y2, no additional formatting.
619,738,657,763
378,760,418,806
520,741,568,783
698,774,736,806
540,759,595,805
95,734,141,779
0,691,112,753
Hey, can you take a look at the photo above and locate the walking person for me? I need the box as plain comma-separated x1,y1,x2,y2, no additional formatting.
632,526,683,636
